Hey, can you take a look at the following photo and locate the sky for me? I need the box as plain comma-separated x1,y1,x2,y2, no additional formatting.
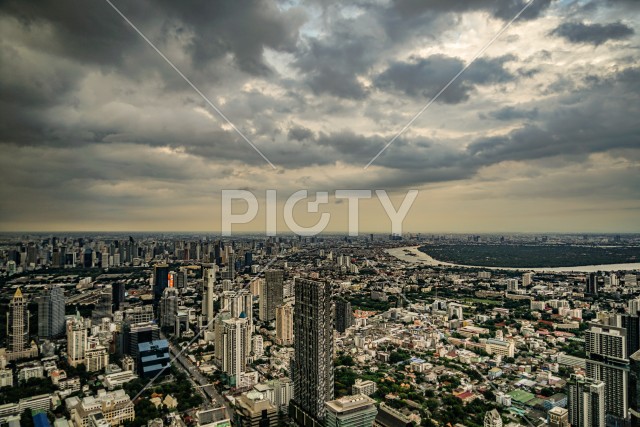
0,0,639,234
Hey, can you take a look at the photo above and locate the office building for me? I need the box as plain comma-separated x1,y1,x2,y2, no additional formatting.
620,314,640,356
122,321,160,359
137,339,170,379
259,270,284,322
66,314,88,368
587,273,599,296
568,375,605,427
234,390,278,427
92,286,113,323
153,264,170,314
37,285,66,339
325,395,377,427
335,299,354,333
160,287,179,332
276,304,294,346
290,278,334,427
112,283,125,312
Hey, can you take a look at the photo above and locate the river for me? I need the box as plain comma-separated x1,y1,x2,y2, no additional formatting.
386,246,640,273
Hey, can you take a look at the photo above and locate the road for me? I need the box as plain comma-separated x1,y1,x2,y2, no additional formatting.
167,341,233,420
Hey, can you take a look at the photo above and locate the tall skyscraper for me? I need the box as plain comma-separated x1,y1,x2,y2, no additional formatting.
259,270,284,322
276,304,294,346
629,350,640,427
37,285,65,339
290,278,334,427
160,287,179,332
66,314,89,367
202,266,217,331
7,288,29,353
585,324,629,421
587,273,599,296
153,264,170,314
334,298,354,333
222,316,250,386
92,285,113,323
112,282,126,312
568,375,605,427
620,313,640,356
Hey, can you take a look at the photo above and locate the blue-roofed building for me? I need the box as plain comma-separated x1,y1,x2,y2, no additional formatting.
32,412,51,427
137,339,171,379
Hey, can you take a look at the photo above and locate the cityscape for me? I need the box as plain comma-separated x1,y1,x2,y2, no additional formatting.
1,0,639,427
0,233,639,427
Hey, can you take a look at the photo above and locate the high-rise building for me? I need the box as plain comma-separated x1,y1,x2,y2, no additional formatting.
587,273,599,296
5,287,38,361
276,304,294,346
153,264,170,314
85,342,109,372
522,272,534,287
112,282,126,312
234,390,279,427
137,339,170,379
335,298,354,333
37,285,66,339
222,317,250,386
67,314,89,367
629,350,640,427
548,407,569,427
585,324,629,420
259,270,284,322
290,278,334,427
324,395,377,427
122,321,160,359
620,314,640,356
203,266,217,331
92,285,113,323
214,311,231,364
160,287,179,332
568,375,605,427
483,410,502,427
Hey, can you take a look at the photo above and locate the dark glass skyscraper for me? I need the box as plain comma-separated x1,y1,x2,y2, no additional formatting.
290,278,334,427
153,264,170,315
261,270,284,322
37,285,65,339
334,298,354,333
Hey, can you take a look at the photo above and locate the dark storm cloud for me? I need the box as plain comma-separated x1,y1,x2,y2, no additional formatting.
383,0,553,23
375,54,516,103
0,0,306,74
551,21,635,46
481,106,539,121
288,126,315,142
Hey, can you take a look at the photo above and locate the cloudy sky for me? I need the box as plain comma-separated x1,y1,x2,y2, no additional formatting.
1,0,639,233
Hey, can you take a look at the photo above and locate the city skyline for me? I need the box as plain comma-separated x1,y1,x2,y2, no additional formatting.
1,0,639,233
